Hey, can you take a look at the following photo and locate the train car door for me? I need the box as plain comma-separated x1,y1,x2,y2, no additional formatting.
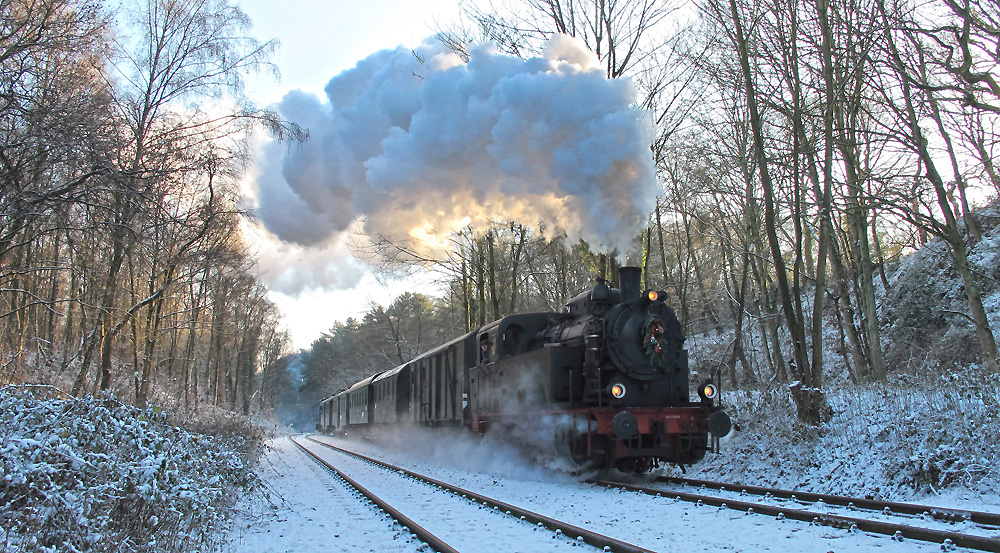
336,397,342,429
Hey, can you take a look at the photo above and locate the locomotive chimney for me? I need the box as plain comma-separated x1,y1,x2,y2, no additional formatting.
619,266,641,301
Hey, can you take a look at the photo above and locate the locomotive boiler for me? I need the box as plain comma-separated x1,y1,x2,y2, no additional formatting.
318,267,731,473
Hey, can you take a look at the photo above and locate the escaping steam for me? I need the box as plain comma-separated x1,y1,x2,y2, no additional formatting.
253,34,658,276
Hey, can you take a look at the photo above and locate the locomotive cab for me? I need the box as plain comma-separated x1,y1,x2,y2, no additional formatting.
468,313,570,424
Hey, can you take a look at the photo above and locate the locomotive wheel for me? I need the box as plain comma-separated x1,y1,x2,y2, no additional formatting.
615,456,653,474
555,430,609,469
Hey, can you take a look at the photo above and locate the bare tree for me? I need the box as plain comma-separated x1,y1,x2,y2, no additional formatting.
0,0,294,417
0,0,113,368
876,0,999,371
71,0,296,397
919,0,1000,115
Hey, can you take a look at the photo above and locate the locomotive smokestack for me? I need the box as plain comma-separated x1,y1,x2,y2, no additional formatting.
619,267,641,301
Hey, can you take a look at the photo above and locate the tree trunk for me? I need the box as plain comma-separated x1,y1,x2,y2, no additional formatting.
808,0,836,397
656,202,668,290
928,92,981,242
461,253,471,332
830,40,887,382
487,228,499,320
99,322,112,392
725,253,753,387
476,238,486,327
642,225,652,290
509,223,526,313
729,0,824,422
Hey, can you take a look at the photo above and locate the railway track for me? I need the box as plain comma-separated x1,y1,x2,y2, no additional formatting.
657,475,1000,526
292,436,657,553
589,475,1000,552
290,437,458,553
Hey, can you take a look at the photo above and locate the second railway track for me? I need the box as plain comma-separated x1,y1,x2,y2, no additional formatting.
655,475,1000,527
588,475,1000,552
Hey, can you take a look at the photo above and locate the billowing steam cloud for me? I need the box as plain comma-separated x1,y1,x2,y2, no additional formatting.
253,34,658,274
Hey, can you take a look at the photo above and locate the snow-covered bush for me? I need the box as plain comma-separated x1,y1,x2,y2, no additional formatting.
875,382,999,493
678,384,1000,500
0,386,264,552
679,386,823,486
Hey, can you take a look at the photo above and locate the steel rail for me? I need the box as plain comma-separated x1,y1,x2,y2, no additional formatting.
290,437,460,553
589,478,1000,553
307,436,657,553
657,475,1000,527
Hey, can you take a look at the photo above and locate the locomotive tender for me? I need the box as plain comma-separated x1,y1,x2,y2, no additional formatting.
317,267,731,473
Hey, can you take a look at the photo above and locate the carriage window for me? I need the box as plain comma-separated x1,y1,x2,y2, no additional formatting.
502,324,523,356
479,334,492,364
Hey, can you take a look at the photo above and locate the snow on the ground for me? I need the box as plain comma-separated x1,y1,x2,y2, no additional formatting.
226,437,424,553
227,433,971,552
302,438,595,553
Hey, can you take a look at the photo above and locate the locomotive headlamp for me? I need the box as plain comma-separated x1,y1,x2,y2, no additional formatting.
699,381,719,401
643,290,669,303
611,383,627,399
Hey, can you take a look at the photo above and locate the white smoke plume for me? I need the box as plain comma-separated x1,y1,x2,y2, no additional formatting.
250,228,367,295
253,34,658,264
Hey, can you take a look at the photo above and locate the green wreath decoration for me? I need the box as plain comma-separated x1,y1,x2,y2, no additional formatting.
641,312,668,365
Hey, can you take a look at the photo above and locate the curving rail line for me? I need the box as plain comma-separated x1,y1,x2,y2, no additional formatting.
588,476,1000,552
657,475,1000,526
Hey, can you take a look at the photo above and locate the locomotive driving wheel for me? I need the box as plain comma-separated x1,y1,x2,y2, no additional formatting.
555,426,609,469
615,456,654,474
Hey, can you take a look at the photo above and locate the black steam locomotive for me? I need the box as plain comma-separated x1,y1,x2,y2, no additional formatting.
317,267,731,473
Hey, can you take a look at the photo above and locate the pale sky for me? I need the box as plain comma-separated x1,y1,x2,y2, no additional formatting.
237,0,464,349
239,0,463,103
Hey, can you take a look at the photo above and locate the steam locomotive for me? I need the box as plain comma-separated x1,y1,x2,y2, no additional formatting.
317,267,731,473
